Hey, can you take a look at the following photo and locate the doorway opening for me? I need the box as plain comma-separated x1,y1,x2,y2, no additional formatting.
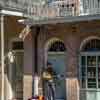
80,36,100,100
44,38,66,100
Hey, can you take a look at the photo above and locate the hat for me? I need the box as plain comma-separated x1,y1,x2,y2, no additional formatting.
47,62,52,66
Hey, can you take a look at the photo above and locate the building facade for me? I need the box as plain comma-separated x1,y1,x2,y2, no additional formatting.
1,0,100,100
23,0,100,100
24,20,100,100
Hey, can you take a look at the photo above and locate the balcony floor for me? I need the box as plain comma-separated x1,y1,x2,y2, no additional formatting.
24,14,100,25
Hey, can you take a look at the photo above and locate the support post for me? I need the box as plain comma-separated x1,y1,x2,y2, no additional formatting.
1,14,4,100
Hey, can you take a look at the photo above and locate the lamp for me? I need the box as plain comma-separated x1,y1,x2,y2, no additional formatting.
8,51,15,63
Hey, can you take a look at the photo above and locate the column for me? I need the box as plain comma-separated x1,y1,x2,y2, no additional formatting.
23,32,33,100
66,35,80,100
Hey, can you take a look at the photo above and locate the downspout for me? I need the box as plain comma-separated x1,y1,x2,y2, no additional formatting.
34,26,40,74
32,26,40,96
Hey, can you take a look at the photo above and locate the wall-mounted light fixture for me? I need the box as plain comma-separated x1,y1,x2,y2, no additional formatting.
8,51,15,63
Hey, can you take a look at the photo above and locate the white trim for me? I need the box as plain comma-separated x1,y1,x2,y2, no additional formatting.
80,36,100,51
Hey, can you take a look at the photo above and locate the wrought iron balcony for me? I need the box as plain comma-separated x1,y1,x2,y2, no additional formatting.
0,0,45,14
80,0,100,15
27,0,100,20
0,0,100,20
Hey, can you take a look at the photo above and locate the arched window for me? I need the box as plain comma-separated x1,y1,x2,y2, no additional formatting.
82,39,100,52
80,38,100,100
48,41,66,52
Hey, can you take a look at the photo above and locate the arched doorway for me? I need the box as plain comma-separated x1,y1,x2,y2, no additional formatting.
80,37,100,100
45,38,66,100
8,38,24,100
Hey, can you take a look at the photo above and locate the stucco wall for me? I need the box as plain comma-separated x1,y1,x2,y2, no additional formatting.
23,31,33,100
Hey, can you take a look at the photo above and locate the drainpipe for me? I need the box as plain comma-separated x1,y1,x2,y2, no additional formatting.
32,26,40,96
1,14,4,100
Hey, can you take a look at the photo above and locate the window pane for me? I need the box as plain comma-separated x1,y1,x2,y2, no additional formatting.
48,41,66,51
82,78,86,88
87,67,96,78
87,56,96,88
12,41,23,50
88,78,96,88
81,56,86,88
81,56,86,66
82,39,100,52
82,67,86,78
87,56,96,66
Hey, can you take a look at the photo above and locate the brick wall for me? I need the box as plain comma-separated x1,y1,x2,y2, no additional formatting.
24,20,100,100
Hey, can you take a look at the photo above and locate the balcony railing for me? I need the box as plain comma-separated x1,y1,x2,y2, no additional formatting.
27,0,79,19
80,0,100,15
27,0,100,20
0,0,43,13
0,0,100,20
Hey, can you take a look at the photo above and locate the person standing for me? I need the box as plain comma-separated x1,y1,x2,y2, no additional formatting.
42,62,56,100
